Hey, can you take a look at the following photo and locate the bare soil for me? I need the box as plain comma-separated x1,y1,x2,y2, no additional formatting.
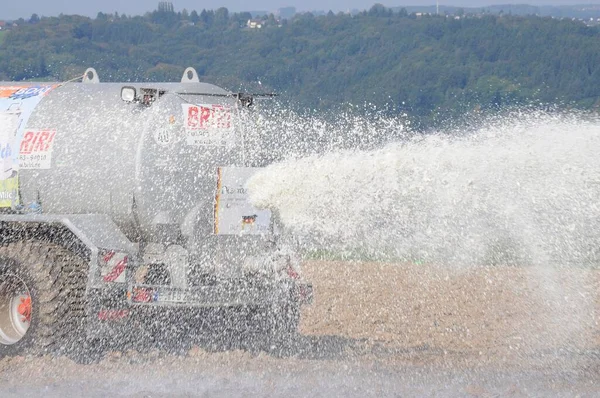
1,261,599,396
301,261,600,369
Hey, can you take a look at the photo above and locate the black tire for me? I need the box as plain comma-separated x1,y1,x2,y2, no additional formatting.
0,241,88,357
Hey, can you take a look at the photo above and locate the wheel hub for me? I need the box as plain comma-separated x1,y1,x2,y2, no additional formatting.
0,275,32,346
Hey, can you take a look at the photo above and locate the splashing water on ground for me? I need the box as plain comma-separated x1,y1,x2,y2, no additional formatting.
247,110,600,266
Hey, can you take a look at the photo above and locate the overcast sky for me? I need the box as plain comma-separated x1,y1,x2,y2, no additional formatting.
2,0,598,20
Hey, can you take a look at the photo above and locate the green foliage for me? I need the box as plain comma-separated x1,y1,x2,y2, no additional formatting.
1,8,600,128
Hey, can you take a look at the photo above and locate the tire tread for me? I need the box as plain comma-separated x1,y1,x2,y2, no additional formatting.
0,241,88,355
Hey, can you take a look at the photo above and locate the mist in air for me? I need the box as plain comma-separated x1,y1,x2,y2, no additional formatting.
248,110,600,266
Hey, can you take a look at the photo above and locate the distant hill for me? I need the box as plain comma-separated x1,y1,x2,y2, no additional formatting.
392,3,600,19
2,5,600,128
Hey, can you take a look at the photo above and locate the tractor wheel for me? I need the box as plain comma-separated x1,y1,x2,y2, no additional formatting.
0,241,88,357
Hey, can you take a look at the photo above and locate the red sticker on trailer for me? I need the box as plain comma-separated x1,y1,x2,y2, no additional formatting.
182,104,234,146
100,250,128,284
185,104,231,130
18,129,56,169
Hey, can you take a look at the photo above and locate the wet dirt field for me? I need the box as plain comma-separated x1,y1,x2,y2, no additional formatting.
1,261,599,397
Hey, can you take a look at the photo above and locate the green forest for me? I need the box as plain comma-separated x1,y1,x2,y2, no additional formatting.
2,4,600,127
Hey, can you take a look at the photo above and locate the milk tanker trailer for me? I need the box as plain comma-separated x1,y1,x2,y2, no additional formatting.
0,68,312,356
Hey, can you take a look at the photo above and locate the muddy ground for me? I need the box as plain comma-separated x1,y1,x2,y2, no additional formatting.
1,261,599,397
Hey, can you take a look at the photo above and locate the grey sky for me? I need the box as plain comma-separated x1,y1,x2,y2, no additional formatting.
2,0,597,20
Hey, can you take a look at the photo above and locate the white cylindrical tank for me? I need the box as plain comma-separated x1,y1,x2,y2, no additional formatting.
7,81,244,246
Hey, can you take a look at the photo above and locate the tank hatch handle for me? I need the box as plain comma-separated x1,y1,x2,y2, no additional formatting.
181,67,200,83
83,68,100,84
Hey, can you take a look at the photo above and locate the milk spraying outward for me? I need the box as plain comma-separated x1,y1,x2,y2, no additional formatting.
246,111,600,266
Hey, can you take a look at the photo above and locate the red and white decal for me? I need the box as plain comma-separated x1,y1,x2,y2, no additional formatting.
185,104,231,130
130,287,153,303
19,129,56,169
100,250,128,283
182,104,233,146
97,309,130,321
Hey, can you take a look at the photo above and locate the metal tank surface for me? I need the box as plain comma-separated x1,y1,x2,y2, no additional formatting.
1,69,287,279
21,79,237,236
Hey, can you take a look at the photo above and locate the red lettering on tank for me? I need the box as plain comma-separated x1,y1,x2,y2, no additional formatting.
45,132,56,151
185,105,232,130
20,131,35,154
20,130,56,155
187,106,199,129
200,106,211,127
32,131,48,152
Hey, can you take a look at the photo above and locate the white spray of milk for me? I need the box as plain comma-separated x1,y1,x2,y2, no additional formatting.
248,111,600,266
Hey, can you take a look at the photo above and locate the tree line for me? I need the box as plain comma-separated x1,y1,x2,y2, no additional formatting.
1,4,600,128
